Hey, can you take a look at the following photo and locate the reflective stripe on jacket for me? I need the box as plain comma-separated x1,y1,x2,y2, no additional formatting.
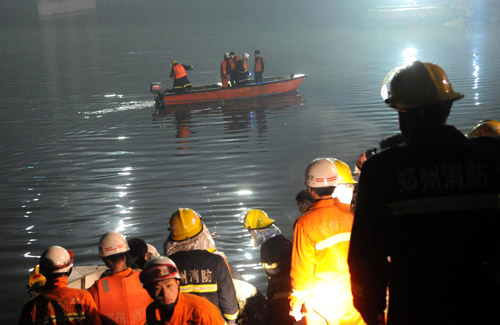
172,63,187,79
19,277,102,324
88,268,152,325
145,293,224,324
169,250,239,322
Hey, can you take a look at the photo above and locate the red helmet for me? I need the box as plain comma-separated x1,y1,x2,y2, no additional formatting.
140,256,181,285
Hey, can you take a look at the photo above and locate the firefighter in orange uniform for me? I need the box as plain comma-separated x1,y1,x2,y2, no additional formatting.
19,246,101,324
220,52,231,88
254,50,265,83
289,158,364,325
229,52,238,87
140,256,224,324
170,60,194,93
88,232,152,325
236,53,250,86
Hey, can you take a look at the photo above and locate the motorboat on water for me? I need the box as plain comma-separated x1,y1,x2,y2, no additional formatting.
150,74,307,108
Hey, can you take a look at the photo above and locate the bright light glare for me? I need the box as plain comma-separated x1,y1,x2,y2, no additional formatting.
403,47,417,64
237,190,252,196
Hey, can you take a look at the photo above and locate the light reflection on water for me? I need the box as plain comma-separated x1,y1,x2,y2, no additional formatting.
1,9,500,322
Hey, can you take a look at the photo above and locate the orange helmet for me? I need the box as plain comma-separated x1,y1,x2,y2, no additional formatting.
467,119,500,138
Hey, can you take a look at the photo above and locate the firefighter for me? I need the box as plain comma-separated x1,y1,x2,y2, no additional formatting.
236,53,250,86
229,52,238,87
290,158,364,324
467,119,500,138
170,60,193,93
244,209,294,325
140,256,224,324
254,50,265,83
220,52,231,88
164,208,239,324
88,232,152,325
348,61,500,325
19,246,101,324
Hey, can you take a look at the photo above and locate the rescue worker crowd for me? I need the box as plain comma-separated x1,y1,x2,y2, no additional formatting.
19,61,500,325
170,50,264,93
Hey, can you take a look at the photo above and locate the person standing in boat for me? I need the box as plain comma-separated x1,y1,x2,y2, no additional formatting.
88,232,152,325
220,52,231,88
19,246,102,324
348,61,500,324
289,158,364,325
253,50,265,83
243,209,294,325
164,208,239,324
170,60,194,93
229,52,238,87
236,53,250,86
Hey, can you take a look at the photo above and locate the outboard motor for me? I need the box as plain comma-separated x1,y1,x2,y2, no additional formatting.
150,82,165,109
150,82,165,94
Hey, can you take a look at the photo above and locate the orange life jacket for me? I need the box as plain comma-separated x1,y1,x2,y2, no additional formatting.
229,57,237,71
220,59,228,76
172,64,187,79
255,57,263,72
89,268,152,325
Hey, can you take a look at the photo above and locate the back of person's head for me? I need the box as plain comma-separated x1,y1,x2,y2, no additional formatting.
310,186,335,197
295,189,313,203
39,246,74,278
304,158,339,197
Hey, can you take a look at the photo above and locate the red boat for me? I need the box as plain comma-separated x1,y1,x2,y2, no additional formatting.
150,74,307,108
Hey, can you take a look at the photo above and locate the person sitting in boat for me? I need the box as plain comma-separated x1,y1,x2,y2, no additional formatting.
88,232,152,325
229,52,238,87
253,50,265,83
170,60,194,93
19,246,102,324
140,256,225,324
243,209,295,325
220,52,231,88
164,208,239,324
236,53,250,86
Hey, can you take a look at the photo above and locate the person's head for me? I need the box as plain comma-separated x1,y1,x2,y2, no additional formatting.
254,50,260,57
224,52,230,59
171,60,177,66
229,51,235,58
39,245,74,280
243,209,275,231
295,190,313,213
98,231,129,271
381,61,463,136
128,238,148,269
140,256,181,306
243,52,250,60
304,158,339,199
467,119,500,138
146,244,160,260
169,208,203,241
27,265,47,296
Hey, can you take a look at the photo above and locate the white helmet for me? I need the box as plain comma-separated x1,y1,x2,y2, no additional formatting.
304,158,339,187
224,52,230,59
39,246,74,274
98,232,129,257
140,256,181,285
146,244,160,260
243,52,250,59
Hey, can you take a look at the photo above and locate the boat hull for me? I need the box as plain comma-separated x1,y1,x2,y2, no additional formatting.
154,74,306,107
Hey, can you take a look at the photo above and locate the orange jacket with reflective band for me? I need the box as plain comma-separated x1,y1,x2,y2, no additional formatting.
220,59,229,77
291,198,354,290
254,57,264,72
145,292,224,324
172,64,187,79
88,268,152,325
19,276,102,324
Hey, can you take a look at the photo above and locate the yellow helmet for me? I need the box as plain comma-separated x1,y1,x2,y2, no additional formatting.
467,119,500,138
381,61,464,111
244,209,275,230
169,208,203,241
28,265,46,292
333,159,356,184
171,60,177,66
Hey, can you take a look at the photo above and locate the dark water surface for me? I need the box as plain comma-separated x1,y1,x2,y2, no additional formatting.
1,2,500,321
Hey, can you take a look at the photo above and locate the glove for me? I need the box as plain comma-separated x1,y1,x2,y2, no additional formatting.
289,306,303,322
190,65,194,70
289,289,307,322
